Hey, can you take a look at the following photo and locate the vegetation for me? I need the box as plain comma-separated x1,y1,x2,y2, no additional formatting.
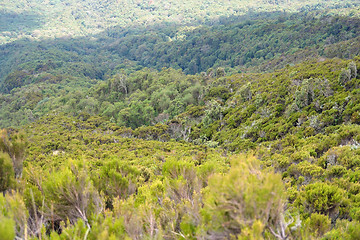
1,0,360,239
1,0,359,44
0,55,359,239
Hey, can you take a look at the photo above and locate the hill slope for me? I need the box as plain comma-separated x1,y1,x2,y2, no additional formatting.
1,9,360,128
1,1,360,239
1,55,360,240
1,0,359,43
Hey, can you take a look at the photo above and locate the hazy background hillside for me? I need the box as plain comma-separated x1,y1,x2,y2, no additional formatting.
1,0,360,44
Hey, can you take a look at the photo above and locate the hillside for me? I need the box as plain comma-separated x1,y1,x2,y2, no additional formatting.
1,0,359,44
1,10,360,128
1,55,360,240
1,0,360,239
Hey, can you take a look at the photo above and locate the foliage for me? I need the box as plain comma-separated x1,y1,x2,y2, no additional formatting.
1,5,360,129
0,195,16,240
41,161,103,227
0,129,27,178
0,152,14,193
201,154,289,239
1,0,359,44
0,1,360,239
0,215,15,240
307,213,331,238
322,220,360,240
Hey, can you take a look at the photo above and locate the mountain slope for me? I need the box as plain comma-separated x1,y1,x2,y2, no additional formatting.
1,10,360,129
1,0,359,43
1,1,360,239
1,57,359,239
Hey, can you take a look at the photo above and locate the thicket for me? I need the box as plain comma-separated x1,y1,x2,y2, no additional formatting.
0,8,360,131
1,2,360,239
0,56,360,239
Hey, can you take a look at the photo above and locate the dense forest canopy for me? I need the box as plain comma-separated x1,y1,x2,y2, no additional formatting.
1,0,360,239
1,9,360,127
1,0,359,44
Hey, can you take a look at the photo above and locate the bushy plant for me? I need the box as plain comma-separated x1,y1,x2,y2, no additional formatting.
0,152,14,193
297,182,345,219
0,129,27,178
42,161,103,234
201,155,289,239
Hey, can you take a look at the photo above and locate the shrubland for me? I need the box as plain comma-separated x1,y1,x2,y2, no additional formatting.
0,55,359,239
1,1,360,239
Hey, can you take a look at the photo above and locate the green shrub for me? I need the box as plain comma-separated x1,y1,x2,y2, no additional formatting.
0,215,15,240
323,220,360,240
298,182,345,218
307,213,331,237
201,155,288,239
42,162,103,229
0,152,14,193
93,160,141,207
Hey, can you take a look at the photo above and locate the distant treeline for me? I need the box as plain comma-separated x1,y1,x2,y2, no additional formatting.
1,11,360,91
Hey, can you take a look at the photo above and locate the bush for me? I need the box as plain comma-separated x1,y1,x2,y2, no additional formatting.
42,161,103,231
0,129,27,178
93,160,140,207
0,152,14,193
201,155,288,239
0,215,15,240
323,220,360,240
298,182,345,219
307,213,331,237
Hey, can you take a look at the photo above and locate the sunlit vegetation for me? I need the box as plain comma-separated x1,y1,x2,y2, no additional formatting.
1,0,359,44
1,0,360,239
0,55,359,239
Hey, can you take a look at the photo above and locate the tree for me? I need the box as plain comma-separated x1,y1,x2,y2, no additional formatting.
202,100,222,127
295,79,314,109
110,73,128,95
348,61,357,79
238,82,252,102
338,68,351,85
216,67,225,78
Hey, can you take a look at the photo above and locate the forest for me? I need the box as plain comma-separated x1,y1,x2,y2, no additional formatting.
1,0,360,239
